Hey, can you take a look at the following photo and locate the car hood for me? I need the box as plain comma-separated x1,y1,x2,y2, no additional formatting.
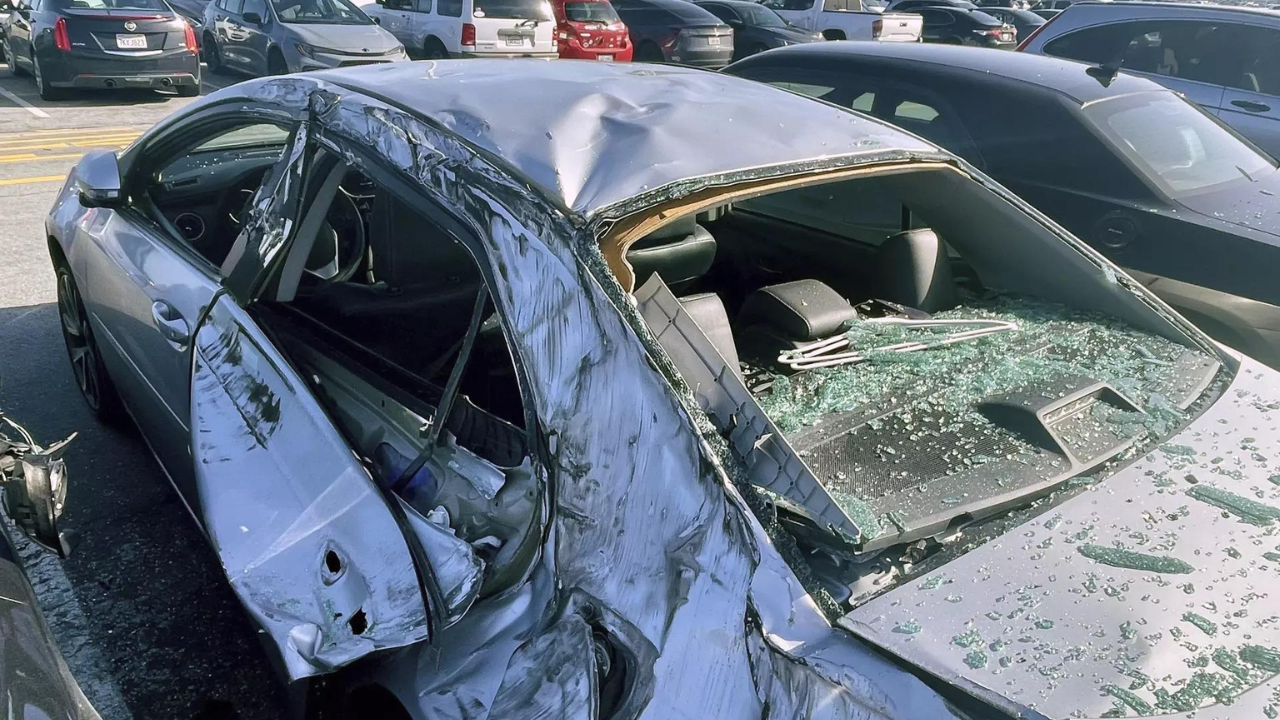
841,356,1280,719
287,23,398,52
1177,169,1280,242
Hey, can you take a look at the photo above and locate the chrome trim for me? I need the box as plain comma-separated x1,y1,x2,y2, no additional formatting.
102,49,163,56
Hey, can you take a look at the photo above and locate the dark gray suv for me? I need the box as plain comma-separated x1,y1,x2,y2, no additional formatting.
611,0,733,67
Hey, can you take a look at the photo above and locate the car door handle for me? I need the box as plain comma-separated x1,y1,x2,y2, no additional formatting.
1232,99,1271,113
151,301,190,345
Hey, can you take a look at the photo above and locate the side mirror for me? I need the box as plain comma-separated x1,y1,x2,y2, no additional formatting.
74,150,124,209
0,416,76,558
242,10,262,23
372,15,381,22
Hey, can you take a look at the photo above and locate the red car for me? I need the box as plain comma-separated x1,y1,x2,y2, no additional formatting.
551,0,633,61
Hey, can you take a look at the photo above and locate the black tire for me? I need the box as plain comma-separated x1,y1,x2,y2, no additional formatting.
422,38,447,59
822,30,846,41
33,53,67,100
5,39,26,77
55,263,126,424
635,41,663,62
267,47,288,76
204,33,230,75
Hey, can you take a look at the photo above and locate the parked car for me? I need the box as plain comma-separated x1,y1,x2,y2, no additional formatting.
0,413,96,719
361,0,555,59
974,0,1028,9
759,0,922,41
201,0,406,76
550,0,630,60
1019,1,1280,157
0,0,11,60
883,0,973,12
611,0,731,65
727,42,1280,367
979,4,1040,36
692,0,818,60
2,0,200,100
917,5,1015,45
48,57,1280,719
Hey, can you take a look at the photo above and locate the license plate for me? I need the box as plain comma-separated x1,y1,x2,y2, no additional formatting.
505,36,523,46
708,36,720,45
116,34,147,49
597,54,613,61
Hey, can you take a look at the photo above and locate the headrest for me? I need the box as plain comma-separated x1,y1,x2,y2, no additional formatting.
873,228,956,314
737,280,856,343
627,220,717,292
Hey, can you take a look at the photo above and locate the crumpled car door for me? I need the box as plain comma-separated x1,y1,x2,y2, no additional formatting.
189,294,431,680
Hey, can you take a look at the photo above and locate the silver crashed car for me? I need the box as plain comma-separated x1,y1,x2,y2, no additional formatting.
45,60,1280,718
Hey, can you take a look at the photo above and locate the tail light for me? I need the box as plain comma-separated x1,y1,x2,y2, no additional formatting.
461,22,476,46
54,17,71,52
183,22,198,53
1015,11,1058,51
871,18,882,39
659,29,680,48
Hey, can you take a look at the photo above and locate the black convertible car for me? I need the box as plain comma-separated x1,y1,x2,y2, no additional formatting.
728,42,1280,368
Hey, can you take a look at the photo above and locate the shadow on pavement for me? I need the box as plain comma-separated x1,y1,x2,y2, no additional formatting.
0,302,288,719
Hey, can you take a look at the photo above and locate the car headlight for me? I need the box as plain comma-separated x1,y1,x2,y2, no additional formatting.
383,44,405,56
295,42,316,58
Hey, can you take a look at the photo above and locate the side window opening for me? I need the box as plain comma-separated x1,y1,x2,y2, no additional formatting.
252,157,541,607
143,122,295,269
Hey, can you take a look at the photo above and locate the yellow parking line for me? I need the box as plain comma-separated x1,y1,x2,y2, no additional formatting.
0,126,139,140
0,152,84,164
0,136,136,152
0,175,65,187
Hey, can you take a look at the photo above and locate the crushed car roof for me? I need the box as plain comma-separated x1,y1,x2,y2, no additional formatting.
306,59,938,215
745,43,1163,105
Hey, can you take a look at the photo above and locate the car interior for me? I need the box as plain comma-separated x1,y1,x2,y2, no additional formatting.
146,122,1221,610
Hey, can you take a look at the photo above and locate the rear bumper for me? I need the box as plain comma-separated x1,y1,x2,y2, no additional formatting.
558,45,632,61
669,50,733,68
41,50,200,88
458,50,559,58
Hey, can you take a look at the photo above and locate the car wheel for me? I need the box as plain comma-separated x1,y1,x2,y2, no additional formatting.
267,47,288,76
55,264,125,424
5,39,25,76
204,33,229,75
32,52,67,100
422,38,447,59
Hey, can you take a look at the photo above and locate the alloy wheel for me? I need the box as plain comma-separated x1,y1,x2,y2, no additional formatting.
56,270,102,411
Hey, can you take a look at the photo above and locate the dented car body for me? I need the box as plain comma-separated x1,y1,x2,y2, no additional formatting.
43,60,1280,719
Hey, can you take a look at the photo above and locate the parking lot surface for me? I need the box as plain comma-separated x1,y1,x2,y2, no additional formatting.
0,63,288,719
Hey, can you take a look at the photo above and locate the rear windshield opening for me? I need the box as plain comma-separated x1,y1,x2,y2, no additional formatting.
474,0,552,20
61,0,169,10
623,166,1221,610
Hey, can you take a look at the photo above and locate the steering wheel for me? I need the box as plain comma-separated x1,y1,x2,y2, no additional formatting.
303,187,367,284
221,178,367,284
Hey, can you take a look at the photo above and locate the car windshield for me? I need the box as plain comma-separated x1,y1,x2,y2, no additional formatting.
563,0,617,21
737,3,785,26
474,0,552,19
270,0,371,24
1083,92,1277,198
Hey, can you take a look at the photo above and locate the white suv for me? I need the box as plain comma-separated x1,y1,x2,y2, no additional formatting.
361,0,556,58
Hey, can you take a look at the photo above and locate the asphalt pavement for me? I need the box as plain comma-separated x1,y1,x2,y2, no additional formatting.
0,62,289,719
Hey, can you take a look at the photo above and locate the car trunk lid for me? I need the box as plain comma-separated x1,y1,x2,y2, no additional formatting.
1177,169,1280,242
62,10,179,53
839,358,1280,719
875,12,922,42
